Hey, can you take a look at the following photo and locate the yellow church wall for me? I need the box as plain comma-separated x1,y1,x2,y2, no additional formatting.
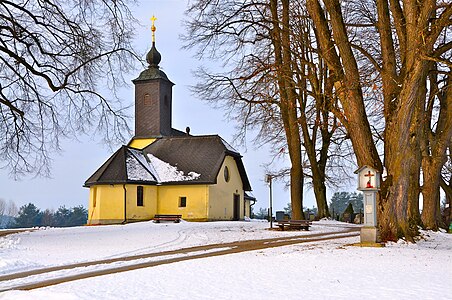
124,184,157,221
87,185,125,225
244,201,251,218
86,157,250,224
208,156,245,220
157,185,209,221
87,187,100,224
87,184,157,225
128,138,156,149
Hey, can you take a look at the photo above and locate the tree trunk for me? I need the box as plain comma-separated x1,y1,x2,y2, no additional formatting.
379,151,421,241
421,75,452,229
270,0,304,219
421,159,443,229
312,178,329,218
440,177,452,228
299,105,330,219
380,61,426,241
309,0,382,171
293,12,332,220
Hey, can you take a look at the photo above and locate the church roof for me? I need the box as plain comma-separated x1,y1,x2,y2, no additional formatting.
84,146,158,186
84,135,252,191
144,135,251,190
132,66,173,83
132,33,173,84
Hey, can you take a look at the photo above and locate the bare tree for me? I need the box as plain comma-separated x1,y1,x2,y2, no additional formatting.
0,0,140,177
421,67,452,229
183,0,356,219
269,0,305,219
7,199,18,218
183,0,304,219
290,5,353,218
306,0,452,240
0,198,5,216
440,140,452,228
0,199,18,228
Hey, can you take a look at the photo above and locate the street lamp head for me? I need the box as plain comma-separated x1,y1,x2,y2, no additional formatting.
265,174,272,184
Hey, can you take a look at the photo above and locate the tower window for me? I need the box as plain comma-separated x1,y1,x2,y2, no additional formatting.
179,196,187,208
137,186,144,206
164,95,169,107
144,94,151,106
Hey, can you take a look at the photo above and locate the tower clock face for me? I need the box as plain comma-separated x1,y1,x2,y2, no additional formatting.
224,166,230,182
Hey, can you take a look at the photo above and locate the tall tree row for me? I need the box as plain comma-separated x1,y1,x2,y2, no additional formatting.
306,0,451,240
269,0,305,219
183,0,345,219
184,0,451,240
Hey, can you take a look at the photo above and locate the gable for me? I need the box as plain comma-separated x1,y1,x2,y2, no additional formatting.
85,135,251,191
85,145,201,187
84,146,158,186
84,146,128,186
145,135,251,190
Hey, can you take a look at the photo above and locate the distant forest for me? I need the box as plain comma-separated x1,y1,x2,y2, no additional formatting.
0,200,87,229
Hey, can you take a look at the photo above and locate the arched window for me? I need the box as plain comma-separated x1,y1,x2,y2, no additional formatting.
144,94,151,106
164,95,169,107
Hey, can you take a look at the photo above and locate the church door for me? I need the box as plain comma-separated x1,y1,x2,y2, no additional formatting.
233,194,240,221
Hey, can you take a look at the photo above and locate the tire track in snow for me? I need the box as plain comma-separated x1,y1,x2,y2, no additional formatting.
101,225,193,259
0,228,360,292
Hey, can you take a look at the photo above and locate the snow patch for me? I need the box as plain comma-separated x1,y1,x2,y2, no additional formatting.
126,151,155,181
0,236,20,250
147,154,200,182
125,149,200,183
1,290,80,300
0,223,450,299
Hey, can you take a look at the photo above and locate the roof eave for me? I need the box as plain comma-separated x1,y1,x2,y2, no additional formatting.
84,179,159,187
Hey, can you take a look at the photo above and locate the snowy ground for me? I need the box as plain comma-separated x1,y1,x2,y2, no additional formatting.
0,220,451,299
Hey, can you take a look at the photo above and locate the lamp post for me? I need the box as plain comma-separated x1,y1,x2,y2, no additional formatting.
266,174,273,229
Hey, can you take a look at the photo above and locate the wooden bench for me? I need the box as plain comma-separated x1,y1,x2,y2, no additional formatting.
277,220,311,231
153,214,182,223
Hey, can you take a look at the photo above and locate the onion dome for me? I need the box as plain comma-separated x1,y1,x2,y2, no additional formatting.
146,42,161,68
132,16,173,83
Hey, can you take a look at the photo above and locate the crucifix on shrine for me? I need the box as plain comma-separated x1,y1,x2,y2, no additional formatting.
364,170,374,188
355,165,381,244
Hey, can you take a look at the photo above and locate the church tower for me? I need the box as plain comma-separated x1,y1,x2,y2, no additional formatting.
132,17,174,138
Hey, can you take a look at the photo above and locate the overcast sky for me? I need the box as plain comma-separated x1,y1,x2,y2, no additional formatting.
0,0,335,213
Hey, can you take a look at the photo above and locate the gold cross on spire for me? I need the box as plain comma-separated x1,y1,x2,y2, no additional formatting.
151,15,157,42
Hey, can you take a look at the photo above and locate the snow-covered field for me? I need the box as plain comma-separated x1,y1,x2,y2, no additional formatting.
0,220,451,299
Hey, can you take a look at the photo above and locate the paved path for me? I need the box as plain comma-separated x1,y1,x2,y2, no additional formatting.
0,229,34,237
0,227,360,292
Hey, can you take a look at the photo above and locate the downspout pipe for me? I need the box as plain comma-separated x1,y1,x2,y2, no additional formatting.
250,199,257,218
122,184,127,224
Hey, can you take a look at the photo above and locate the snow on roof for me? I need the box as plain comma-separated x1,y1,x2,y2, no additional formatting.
126,150,155,181
147,154,201,183
125,149,201,183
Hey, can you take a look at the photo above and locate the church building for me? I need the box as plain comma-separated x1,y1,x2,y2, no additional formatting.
84,21,255,225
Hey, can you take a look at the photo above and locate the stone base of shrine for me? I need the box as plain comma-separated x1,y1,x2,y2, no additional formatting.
360,226,380,243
